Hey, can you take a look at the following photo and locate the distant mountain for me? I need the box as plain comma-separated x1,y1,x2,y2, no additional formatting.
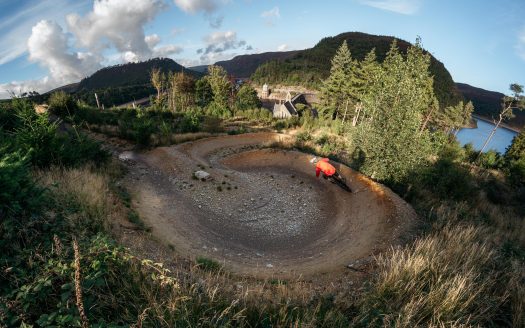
78,58,202,91
71,58,202,107
45,82,80,95
188,65,208,73
214,51,300,77
250,32,461,108
456,82,524,129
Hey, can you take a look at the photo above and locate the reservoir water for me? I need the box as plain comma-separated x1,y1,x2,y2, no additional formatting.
456,118,518,154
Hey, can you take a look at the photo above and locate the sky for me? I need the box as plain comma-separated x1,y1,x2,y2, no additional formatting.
0,0,524,99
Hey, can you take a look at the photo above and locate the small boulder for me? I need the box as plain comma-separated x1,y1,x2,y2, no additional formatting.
194,170,211,180
118,151,136,162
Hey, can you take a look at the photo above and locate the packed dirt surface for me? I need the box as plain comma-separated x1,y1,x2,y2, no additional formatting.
120,133,417,278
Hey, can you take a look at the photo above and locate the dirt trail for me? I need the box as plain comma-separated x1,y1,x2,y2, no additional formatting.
121,133,417,278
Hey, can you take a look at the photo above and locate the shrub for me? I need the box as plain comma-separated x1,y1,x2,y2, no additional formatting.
48,91,78,117
419,157,475,201
295,131,312,143
196,257,222,272
508,158,525,187
179,111,201,133
0,149,41,216
478,150,504,169
132,118,155,146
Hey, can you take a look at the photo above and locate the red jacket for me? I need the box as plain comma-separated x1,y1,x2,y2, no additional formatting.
316,158,336,177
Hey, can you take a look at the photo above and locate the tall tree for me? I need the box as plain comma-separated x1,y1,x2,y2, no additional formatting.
235,84,261,111
354,39,436,182
353,48,381,126
167,72,195,112
207,65,231,109
150,68,165,100
195,78,213,108
320,41,359,121
478,83,525,157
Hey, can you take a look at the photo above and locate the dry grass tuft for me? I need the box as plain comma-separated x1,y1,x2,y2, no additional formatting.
35,165,127,233
354,221,519,327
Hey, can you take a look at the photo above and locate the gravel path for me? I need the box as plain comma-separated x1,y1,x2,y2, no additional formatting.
121,133,417,278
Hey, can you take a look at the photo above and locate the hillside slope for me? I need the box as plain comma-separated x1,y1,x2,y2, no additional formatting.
456,82,524,129
251,32,460,107
78,58,202,91
214,51,300,77
73,58,202,107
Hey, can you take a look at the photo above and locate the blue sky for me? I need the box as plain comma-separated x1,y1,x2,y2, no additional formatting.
0,0,524,98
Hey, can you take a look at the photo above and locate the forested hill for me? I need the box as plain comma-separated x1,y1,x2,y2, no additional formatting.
78,58,202,91
70,58,202,107
214,51,300,77
250,32,461,107
456,82,525,129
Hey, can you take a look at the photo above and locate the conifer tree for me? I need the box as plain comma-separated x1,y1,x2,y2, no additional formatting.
354,39,436,182
320,41,358,120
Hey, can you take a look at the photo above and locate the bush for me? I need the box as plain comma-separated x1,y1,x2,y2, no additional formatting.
1,100,108,168
478,150,504,169
196,257,222,272
419,157,475,201
0,149,41,216
508,158,525,187
48,91,78,117
132,118,155,146
179,111,201,133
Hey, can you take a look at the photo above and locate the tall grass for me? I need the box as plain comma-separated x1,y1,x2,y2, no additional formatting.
355,220,522,327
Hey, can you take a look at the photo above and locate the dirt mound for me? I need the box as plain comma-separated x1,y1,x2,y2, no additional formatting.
122,133,416,278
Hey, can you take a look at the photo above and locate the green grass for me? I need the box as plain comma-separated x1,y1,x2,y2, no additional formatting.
196,257,223,272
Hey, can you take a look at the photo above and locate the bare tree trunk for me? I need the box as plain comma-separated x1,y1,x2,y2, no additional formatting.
342,99,349,126
94,93,100,109
420,104,435,133
477,116,502,157
352,103,362,127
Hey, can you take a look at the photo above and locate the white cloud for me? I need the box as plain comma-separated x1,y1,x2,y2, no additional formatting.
145,34,161,49
173,0,225,28
28,20,101,83
261,6,280,18
153,44,184,57
197,30,250,63
0,77,60,99
0,0,87,65
516,27,525,61
173,0,218,14
0,0,184,98
358,0,422,15
66,0,166,61
277,44,288,51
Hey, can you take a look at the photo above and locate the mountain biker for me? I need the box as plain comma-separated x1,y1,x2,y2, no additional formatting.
310,157,352,192
310,157,336,179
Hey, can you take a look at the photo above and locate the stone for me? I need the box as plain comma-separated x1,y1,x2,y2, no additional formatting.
194,170,211,180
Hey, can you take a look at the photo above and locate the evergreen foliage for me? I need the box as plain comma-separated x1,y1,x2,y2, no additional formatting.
251,32,460,108
319,41,359,120
353,39,436,183
195,78,213,108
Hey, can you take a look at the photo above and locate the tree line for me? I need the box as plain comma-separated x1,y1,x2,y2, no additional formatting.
319,38,524,184
149,65,262,117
